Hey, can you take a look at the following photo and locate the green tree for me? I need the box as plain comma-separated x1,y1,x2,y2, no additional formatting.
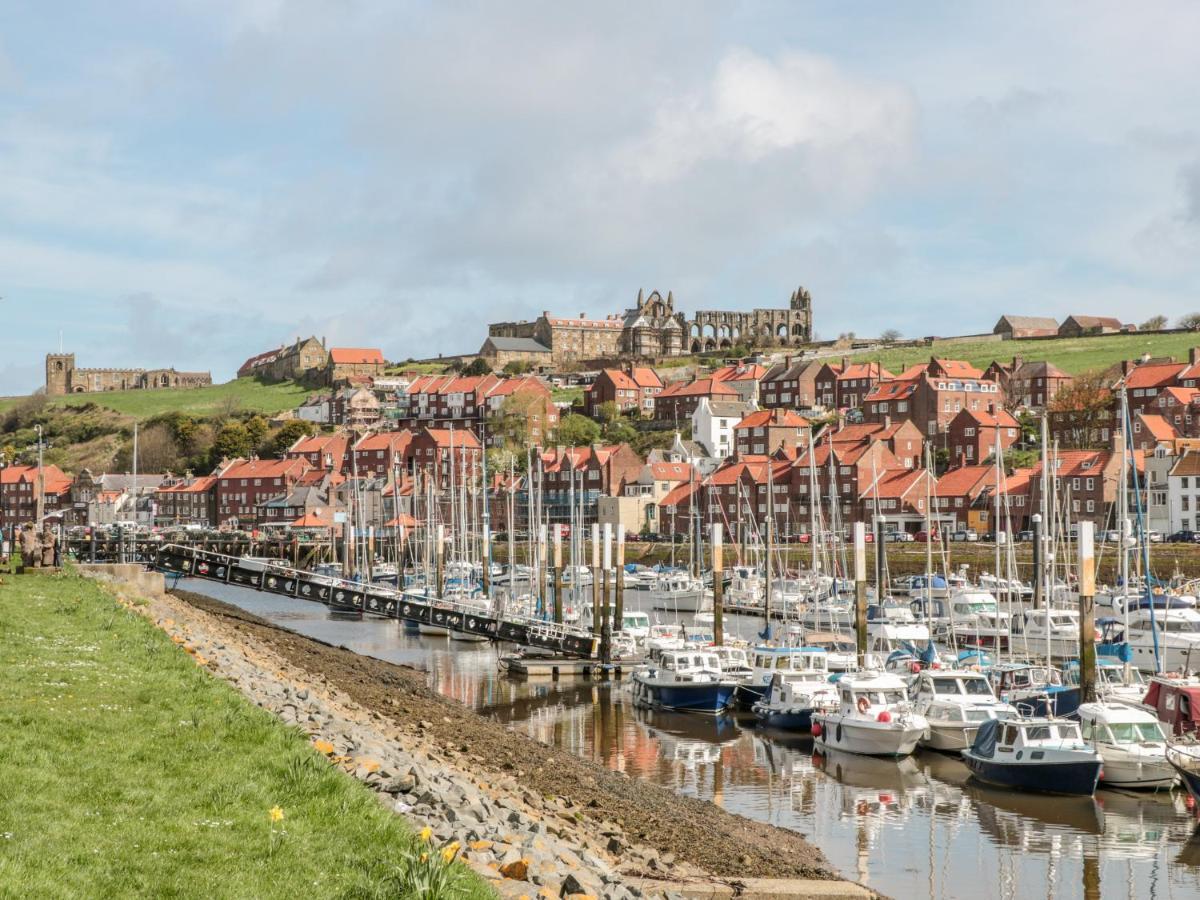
556,413,601,446
462,357,493,377
212,421,253,462
880,329,902,343
245,415,269,452
502,359,532,376
270,419,315,457
1140,314,1168,331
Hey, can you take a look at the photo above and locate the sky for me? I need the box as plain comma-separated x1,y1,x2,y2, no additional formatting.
1,1,1199,393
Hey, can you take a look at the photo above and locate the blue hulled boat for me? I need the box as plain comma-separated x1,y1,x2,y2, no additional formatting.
962,717,1101,796
752,671,837,731
631,649,738,714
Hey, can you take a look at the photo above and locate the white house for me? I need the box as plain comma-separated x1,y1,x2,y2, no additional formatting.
1166,451,1200,533
1144,445,1173,535
691,397,756,459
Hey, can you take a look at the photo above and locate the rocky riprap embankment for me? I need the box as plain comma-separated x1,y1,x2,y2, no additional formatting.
98,582,715,898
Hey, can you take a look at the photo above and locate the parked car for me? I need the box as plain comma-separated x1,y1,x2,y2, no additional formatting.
951,530,979,542
1101,530,1121,543
1016,530,1034,542
1147,530,1164,543
1166,530,1199,543
885,531,915,543
915,529,940,543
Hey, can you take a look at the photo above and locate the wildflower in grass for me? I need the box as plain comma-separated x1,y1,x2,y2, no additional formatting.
441,841,460,863
419,826,432,842
269,806,284,823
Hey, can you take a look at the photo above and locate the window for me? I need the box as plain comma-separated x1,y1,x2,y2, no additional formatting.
1085,478,1094,491
1086,499,1094,513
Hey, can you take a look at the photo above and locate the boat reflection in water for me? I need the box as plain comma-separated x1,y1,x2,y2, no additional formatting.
187,578,1200,900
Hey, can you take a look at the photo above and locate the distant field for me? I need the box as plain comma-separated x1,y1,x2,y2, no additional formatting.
0,378,311,419
843,331,1200,376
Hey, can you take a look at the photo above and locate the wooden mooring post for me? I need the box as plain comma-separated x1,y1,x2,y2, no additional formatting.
1078,520,1097,704
712,523,724,646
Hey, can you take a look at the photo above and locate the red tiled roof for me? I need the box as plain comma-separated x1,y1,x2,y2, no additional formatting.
630,367,663,389
1030,450,1112,478
864,379,918,402
648,462,692,481
1123,362,1186,389
291,512,333,528
955,407,1019,428
861,467,931,500
935,465,996,497
237,348,279,375
657,377,738,399
733,408,810,430
659,481,700,509
220,458,310,480
1138,414,1178,442
355,431,413,452
329,348,384,365
711,363,766,383
1163,386,1199,405
421,428,483,450
932,358,984,379
837,362,892,382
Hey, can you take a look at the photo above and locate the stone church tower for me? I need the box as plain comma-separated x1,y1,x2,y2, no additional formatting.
45,353,75,396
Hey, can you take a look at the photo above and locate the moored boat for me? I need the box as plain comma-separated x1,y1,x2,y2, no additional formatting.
812,672,928,757
961,717,1102,796
1078,702,1176,789
910,668,1017,753
630,649,738,713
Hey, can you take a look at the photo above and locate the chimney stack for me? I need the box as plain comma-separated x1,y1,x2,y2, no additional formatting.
1190,347,1200,366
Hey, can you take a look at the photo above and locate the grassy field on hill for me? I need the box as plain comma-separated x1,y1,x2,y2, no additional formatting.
0,572,489,898
844,331,1200,376
0,378,310,420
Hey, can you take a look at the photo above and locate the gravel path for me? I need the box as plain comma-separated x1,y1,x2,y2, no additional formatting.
170,588,837,883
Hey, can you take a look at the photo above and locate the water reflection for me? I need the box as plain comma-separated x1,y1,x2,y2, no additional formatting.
183,579,1200,899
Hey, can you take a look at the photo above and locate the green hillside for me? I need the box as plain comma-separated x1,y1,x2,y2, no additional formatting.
0,378,310,419
843,331,1200,376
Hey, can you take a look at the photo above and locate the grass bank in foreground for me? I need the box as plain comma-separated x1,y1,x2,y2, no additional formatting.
0,572,491,899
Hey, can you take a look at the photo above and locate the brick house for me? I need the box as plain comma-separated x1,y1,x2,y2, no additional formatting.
476,336,552,370
947,406,1020,466
813,362,842,408
830,419,926,470
153,474,218,527
404,428,484,487
286,433,352,473
331,386,382,428
215,457,312,527
733,408,810,458
0,464,72,529
1119,359,1188,415
863,358,1004,439
984,357,1073,410
674,454,794,540
790,435,903,534
933,465,998,530
350,431,414,477
389,373,556,444
760,358,822,410
585,366,663,418
1024,450,1119,529
237,336,329,382
653,377,739,426
836,361,893,410
539,443,644,524
709,361,767,405
1131,412,1182,451
858,467,942,533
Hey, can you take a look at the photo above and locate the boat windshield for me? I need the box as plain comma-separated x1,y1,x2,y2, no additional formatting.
861,690,906,705
961,601,996,614
1107,722,1165,743
962,678,993,695
1157,618,1200,634
932,678,963,695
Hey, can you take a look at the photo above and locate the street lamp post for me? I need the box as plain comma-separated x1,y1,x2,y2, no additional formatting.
34,424,45,529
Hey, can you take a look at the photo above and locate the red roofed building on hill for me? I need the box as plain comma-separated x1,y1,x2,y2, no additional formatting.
540,443,644,523
836,361,893,410
933,465,998,530
216,457,312,526
733,408,810,457
404,428,483,487
760,357,823,410
388,373,556,445
1024,449,1119,529
863,357,1004,438
947,406,1021,466
710,361,767,404
286,433,351,473
653,377,738,426
350,431,414,477
585,366,663,418
327,347,385,383
857,466,941,531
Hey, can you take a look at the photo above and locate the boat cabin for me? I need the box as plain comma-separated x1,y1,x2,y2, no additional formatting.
620,611,651,633
1079,705,1166,746
750,647,829,678
655,650,722,675
836,674,911,715
1142,676,1200,736
972,718,1087,758
913,670,996,700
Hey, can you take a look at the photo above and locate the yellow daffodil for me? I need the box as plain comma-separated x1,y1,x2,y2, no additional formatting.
418,826,432,843
441,841,460,863
420,852,428,863
269,806,284,823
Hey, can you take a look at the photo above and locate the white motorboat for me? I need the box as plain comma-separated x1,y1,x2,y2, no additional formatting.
812,672,928,757
946,591,1011,650
1016,608,1084,659
1118,605,1200,674
712,646,752,682
648,571,710,613
618,610,651,641
910,669,1017,752
1078,702,1176,789
645,623,685,652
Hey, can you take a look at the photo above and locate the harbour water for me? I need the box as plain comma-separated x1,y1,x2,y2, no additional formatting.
183,579,1200,899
